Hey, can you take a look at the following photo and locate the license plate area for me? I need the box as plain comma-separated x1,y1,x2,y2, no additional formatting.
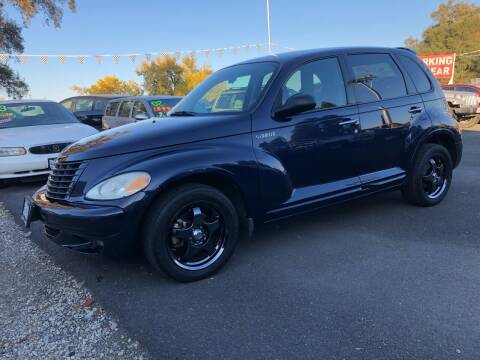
22,197,32,227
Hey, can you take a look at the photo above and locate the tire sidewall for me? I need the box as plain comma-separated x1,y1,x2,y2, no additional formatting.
413,144,452,206
144,185,240,282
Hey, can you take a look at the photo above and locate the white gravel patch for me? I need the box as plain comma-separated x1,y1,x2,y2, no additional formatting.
0,203,150,359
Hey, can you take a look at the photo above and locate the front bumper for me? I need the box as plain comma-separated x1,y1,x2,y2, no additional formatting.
31,189,141,256
0,153,54,179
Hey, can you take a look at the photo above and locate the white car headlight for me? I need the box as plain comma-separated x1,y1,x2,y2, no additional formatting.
85,172,151,200
0,147,27,157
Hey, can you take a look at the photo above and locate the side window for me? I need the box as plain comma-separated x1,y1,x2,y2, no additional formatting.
132,101,148,117
74,98,94,112
443,86,453,91
397,55,431,93
118,101,133,118
105,101,119,116
61,99,73,111
348,53,407,102
94,99,107,111
462,86,476,93
282,57,347,109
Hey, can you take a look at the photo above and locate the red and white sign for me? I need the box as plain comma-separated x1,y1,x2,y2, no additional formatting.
418,53,456,79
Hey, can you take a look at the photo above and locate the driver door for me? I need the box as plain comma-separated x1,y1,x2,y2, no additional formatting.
253,57,363,216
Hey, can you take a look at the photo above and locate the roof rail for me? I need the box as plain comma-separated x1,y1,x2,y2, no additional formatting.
396,47,417,54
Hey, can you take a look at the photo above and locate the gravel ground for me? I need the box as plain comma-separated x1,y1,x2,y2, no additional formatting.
0,203,150,359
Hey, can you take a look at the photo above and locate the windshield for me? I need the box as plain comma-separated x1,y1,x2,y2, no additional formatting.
0,102,79,129
171,62,277,115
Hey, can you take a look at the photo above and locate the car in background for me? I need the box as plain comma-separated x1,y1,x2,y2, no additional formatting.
102,96,182,130
0,100,97,184
60,95,124,129
442,84,480,128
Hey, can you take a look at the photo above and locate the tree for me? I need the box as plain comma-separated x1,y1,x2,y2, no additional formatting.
71,75,143,95
0,0,75,98
136,54,212,96
405,0,480,83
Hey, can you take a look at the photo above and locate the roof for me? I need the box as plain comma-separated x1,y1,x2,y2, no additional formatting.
0,99,56,104
108,95,183,102
443,84,480,87
235,46,416,67
60,94,125,101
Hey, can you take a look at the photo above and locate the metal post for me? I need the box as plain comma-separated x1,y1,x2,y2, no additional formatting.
449,53,456,85
266,0,272,54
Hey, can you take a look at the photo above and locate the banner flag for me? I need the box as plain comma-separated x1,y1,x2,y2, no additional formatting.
0,54,8,64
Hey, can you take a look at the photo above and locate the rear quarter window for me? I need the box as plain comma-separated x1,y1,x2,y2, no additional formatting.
397,55,432,93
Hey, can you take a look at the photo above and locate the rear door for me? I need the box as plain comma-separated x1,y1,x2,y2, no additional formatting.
346,52,424,188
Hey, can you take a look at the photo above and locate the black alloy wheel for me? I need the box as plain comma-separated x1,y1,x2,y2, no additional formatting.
402,143,452,207
421,156,448,199
143,184,240,282
168,204,226,270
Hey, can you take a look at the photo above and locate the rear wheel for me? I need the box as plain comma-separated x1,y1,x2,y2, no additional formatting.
143,184,240,282
402,144,452,207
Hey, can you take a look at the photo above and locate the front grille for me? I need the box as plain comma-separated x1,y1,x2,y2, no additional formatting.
29,143,71,155
46,160,85,201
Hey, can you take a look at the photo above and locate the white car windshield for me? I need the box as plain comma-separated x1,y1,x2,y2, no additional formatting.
0,102,79,129
171,62,277,115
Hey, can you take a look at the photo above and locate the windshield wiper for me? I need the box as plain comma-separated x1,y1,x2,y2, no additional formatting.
169,111,197,117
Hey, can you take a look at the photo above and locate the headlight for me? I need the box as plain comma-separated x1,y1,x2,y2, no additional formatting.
85,172,151,200
0,147,27,157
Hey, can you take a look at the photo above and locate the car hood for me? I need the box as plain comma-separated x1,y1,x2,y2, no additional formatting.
0,123,98,148
60,114,250,161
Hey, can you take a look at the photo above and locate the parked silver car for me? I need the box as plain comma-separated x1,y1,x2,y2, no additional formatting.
102,96,182,130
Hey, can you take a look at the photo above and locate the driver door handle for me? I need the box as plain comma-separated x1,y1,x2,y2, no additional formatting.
338,119,360,126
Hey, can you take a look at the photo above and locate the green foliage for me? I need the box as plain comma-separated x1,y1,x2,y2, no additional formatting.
71,75,143,96
136,54,212,96
0,0,75,98
405,0,480,83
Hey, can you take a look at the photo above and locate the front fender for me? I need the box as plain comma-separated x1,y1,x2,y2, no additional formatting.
75,134,259,217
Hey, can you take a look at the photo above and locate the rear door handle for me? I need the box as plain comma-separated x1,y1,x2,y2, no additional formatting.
338,119,360,126
408,106,423,114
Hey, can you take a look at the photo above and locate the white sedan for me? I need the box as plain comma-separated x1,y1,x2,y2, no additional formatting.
0,100,98,181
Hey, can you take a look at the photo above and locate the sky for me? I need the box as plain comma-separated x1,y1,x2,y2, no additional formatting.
1,0,464,100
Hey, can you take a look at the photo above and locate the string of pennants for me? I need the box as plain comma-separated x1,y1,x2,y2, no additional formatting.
0,43,294,65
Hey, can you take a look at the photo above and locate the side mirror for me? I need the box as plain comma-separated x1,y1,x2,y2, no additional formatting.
134,113,149,121
273,93,316,120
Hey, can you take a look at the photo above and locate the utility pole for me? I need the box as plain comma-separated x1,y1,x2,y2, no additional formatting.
266,0,272,54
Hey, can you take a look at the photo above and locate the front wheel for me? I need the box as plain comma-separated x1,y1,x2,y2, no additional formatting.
402,144,453,207
143,184,240,282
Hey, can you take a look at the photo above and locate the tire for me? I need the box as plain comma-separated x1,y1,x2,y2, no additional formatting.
143,184,240,282
402,144,453,207
459,114,479,129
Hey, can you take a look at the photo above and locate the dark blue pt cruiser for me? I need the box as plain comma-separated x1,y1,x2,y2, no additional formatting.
24,47,462,281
